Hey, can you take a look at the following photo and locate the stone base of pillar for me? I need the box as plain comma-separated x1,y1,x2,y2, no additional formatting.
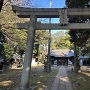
44,62,51,73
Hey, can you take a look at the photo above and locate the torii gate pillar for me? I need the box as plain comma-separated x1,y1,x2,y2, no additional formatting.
20,15,37,90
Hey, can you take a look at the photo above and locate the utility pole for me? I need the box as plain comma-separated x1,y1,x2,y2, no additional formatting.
47,0,52,73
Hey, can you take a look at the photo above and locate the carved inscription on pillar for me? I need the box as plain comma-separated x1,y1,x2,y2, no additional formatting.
59,9,68,26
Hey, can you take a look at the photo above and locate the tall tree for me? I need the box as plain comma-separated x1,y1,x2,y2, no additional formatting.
0,1,28,59
66,0,90,73
34,30,48,62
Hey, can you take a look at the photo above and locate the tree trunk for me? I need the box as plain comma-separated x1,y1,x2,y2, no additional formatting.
0,0,4,12
46,30,51,73
35,44,39,62
74,42,78,74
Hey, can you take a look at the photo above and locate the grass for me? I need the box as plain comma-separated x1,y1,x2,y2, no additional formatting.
0,64,59,90
0,69,22,90
30,69,58,90
67,70,90,90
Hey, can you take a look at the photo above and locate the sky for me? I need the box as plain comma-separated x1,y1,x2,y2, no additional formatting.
23,0,66,34
29,0,66,8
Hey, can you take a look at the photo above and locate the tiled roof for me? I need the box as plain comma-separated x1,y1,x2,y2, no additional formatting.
50,49,74,57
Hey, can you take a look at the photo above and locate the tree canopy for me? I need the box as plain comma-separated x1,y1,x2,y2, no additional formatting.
52,31,71,49
66,0,90,48
66,0,90,73
66,0,90,8
0,2,28,59
0,2,49,60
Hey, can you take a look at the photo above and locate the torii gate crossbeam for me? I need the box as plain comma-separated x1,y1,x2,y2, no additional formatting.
18,22,90,30
12,5,90,18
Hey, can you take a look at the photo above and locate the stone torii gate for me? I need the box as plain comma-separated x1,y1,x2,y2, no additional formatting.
12,5,90,90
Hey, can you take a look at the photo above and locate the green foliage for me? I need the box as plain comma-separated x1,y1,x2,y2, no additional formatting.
51,42,56,50
80,39,90,55
13,29,27,55
69,29,90,48
0,2,27,59
66,0,90,55
66,0,90,8
66,0,90,73
35,30,49,45
34,30,49,56
3,43,13,60
52,31,71,49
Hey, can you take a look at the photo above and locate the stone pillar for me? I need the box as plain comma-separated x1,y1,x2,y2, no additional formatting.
20,15,37,90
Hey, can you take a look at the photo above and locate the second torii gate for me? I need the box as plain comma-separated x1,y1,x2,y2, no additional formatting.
12,5,90,90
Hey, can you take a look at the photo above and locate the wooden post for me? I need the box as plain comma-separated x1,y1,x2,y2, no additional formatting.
20,15,37,90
